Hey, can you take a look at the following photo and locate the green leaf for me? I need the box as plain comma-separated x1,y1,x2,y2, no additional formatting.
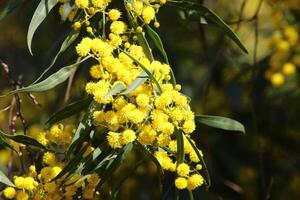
104,82,126,98
66,102,97,159
0,130,46,149
121,71,147,95
188,191,195,200
52,144,89,181
176,129,184,164
0,169,14,187
0,0,23,21
11,57,89,94
32,29,80,84
0,137,18,153
145,25,176,86
98,143,133,186
145,25,169,64
195,115,245,134
168,2,248,53
27,0,58,54
136,142,164,175
45,97,92,128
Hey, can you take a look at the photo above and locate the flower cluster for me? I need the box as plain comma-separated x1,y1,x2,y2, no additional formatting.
265,8,299,87
70,0,205,191
2,140,101,200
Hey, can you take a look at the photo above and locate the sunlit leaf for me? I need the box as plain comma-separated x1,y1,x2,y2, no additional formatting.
27,0,58,54
33,29,80,84
145,25,176,86
0,130,46,149
196,115,245,134
176,129,184,164
11,57,89,94
0,169,14,187
104,82,126,98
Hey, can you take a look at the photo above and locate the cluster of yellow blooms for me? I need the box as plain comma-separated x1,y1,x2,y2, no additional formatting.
29,124,75,148
2,147,101,200
70,0,205,192
265,9,299,87
1,0,205,198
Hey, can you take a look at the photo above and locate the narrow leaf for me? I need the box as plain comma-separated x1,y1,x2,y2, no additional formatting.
136,142,163,175
121,71,147,95
196,115,245,133
11,57,89,94
33,29,80,84
45,97,92,128
98,143,133,186
145,25,176,86
104,82,126,98
0,130,46,149
168,2,248,53
27,0,58,54
0,170,14,187
176,129,184,164
145,25,169,64
52,144,88,181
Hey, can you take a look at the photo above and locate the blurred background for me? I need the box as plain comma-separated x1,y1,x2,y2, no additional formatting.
1,0,300,199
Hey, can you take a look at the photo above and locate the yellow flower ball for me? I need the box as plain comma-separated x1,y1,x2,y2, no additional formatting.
108,9,121,21
107,131,121,148
75,0,89,8
110,21,127,35
175,177,188,190
3,187,16,199
43,152,57,166
177,163,190,177
187,174,204,190
142,6,155,24
120,129,136,145
282,62,296,75
90,65,102,79
270,73,285,87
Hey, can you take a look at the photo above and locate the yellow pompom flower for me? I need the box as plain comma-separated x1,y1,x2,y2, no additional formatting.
92,0,105,8
187,174,204,190
37,133,49,146
3,187,16,199
175,177,188,190
108,9,121,21
76,38,92,57
107,132,121,148
43,152,57,166
120,129,136,145
282,62,296,75
90,65,102,79
270,73,285,86
110,21,127,35
177,163,190,177
91,38,112,57
142,6,155,24
75,0,89,8
136,94,150,108
183,120,196,134
15,191,29,200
